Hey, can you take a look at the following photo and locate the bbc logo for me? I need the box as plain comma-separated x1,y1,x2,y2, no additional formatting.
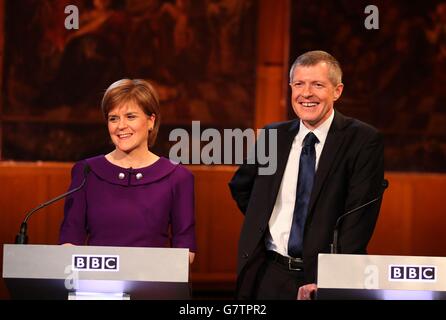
389,265,436,282
72,255,119,272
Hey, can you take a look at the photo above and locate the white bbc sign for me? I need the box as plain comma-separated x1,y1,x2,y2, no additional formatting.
72,255,119,272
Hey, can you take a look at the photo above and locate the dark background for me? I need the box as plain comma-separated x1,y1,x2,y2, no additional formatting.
290,0,446,172
1,0,445,170
1,0,257,161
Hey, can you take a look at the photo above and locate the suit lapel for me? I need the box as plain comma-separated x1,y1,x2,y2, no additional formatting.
308,111,349,215
266,120,300,213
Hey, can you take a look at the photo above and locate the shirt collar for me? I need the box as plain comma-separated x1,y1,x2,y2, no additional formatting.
86,155,178,186
298,109,335,146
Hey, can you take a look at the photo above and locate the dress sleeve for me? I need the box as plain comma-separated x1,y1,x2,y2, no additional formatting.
170,166,197,252
59,161,88,245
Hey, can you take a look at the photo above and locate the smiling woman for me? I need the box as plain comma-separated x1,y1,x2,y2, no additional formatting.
101,79,160,167
107,102,154,156
59,79,197,264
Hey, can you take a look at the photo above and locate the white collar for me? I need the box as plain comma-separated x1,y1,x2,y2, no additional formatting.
298,109,335,146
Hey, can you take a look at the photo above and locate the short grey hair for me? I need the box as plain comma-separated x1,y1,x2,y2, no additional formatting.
289,50,343,86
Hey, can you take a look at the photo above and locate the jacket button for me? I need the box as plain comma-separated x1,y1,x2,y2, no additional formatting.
242,252,249,259
259,227,264,233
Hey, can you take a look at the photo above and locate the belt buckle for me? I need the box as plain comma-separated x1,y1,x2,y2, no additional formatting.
288,257,302,271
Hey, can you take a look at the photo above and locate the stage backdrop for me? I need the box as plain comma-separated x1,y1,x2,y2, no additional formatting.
290,0,446,172
1,0,257,161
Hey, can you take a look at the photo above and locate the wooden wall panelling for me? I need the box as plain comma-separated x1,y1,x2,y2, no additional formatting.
368,173,446,256
368,174,415,255
0,162,72,299
189,166,243,291
0,163,71,245
0,0,4,159
191,169,213,274
254,0,290,128
411,175,446,256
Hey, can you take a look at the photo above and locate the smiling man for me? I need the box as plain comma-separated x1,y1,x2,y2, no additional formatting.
229,50,385,300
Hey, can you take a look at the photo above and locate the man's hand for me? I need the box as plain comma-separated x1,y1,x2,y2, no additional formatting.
297,283,318,300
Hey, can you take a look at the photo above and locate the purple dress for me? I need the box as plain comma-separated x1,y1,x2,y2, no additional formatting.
59,155,197,251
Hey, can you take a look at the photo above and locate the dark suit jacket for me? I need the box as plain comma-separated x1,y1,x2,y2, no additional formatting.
228,111,385,299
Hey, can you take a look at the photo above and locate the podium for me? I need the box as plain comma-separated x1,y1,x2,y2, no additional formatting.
317,253,446,300
2,244,190,300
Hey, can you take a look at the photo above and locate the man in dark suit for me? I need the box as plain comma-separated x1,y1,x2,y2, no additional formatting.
228,50,385,300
